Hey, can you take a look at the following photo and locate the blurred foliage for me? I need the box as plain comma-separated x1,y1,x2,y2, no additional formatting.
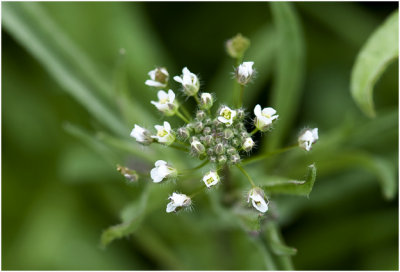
2,2,398,270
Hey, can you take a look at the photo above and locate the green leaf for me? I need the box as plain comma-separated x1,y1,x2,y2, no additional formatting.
264,221,297,256
264,2,305,151
2,3,127,136
350,10,399,117
261,164,317,197
100,185,151,248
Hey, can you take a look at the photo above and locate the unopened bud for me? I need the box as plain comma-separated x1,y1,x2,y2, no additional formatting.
200,92,214,110
232,138,240,147
218,155,227,165
215,143,225,155
196,110,206,121
194,121,204,133
203,126,211,135
227,147,236,155
191,137,205,155
236,61,254,85
209,156,217,163
177,127,190,140
242,137,255,152
230,153,241,164
237,109,245,120
145,67,169,88
223,129,234,140
204,135,214,146
226,33,250,59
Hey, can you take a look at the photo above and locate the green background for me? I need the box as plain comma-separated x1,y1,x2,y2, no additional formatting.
2,2,398,270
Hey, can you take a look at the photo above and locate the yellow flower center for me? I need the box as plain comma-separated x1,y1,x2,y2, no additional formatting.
160,98,168,104
206,177,214,185
157,129,168,137
222,109,231,120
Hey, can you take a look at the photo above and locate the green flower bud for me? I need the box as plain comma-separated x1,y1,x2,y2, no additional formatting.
191,137,205,155
209,156,217,163
200,93,214,110
226,33,250,59
227,147,236,155
207,147,214,156
177,127,190,140
203,126,211,135
194,121,204,133
237,109,245,120
218,155,227,165
196,110,206,121
232,138,240,147
215,143,225,155
223,129,234,140
204,135,214,146
230,154,241,164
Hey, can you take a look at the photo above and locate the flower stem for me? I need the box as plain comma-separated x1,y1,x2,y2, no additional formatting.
250,128,259,135
236,164,256,187
180,160,209,174
176,111,190,123
189,185,206,198
193,94,200,105
241,144,298,166
169,143,189,152
238,84,244,108
180,103,192,120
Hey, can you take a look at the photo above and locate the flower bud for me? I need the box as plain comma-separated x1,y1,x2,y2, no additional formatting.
223,129,234,140
177,127,190,140
230,153,241,164
204,135,214,146
203,126,211,135
207,147,214,156
232,138,240,147
199,92,214,110
236,61,254,85
194,110,205,121
194,121,204,133
191,137,205,155
242,137,255,152
209,156,217,163
227,147,236,155
215,143,225,155
204,118,212,126
117,165,139,182
226,33,250,59
218,155,227,165
298,128,319,151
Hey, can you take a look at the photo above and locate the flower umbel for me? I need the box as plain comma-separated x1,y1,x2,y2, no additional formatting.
254,104,279,131
248,187,269,213
166,192,192,213
152,121,175,145
145,67,169,88
150,160,177,183
173,67,200,96
298,128,319,151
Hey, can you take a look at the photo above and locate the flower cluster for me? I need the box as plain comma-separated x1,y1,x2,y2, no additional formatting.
123,37,319,215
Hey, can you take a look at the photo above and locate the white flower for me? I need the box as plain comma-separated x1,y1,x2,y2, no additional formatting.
247,187,269,213
242,137,255,152
203,171,220,188
145,67,169,88
254,104,279,131
151,121,175,145
236,61,254,85
173,67,200,96
218,106,237,126
151,90,178,116
130,124,153,145
166,192,191,213
150,160,177,183
298,128,318,151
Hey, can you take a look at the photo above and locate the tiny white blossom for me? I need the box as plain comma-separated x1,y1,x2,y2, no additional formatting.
150,160,177,183
151,121,175,145
218,106,237,126
130,124,153,145
248,187,269,213
202,171,220,188
254,104,279,131
242,137,255,152
145,67,169,88
166,192,191,213
298,128,319,151
151,89,178,116
173,67,200,96
236,61,254,85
